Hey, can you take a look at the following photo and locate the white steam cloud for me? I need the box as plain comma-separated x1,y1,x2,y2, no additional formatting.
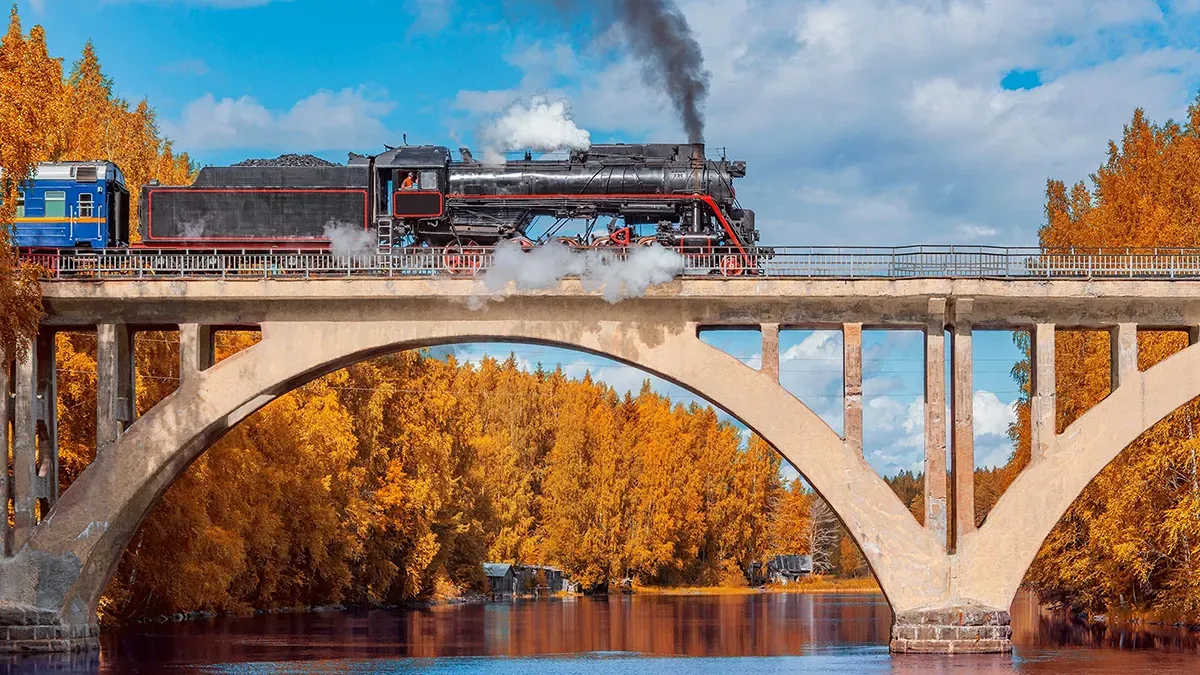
179,215,211,239
323,221,375,258
480,96,591,165
476,240,684,305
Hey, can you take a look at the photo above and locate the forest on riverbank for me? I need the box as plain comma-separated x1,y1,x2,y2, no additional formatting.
4,7,1200,625
56,331,875,622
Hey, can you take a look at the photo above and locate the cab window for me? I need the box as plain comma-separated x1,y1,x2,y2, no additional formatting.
420,170,439,190
78,192,94,217
44,191,66,218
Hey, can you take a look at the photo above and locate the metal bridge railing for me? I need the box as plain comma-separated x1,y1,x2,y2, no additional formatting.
20,245,1200,281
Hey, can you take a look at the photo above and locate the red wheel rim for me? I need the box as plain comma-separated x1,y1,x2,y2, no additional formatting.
720,254,744,277
611,227,631,246
445,240,483,274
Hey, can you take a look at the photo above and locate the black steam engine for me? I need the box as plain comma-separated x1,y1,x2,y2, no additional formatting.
139,143,757,259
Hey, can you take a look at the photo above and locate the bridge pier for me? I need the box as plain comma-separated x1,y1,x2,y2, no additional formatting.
890,606,1013,654
843,323,864,456
2,358,11,558
923,299,948,549
96,324,135,452
12,330,59,550
1,330,99,654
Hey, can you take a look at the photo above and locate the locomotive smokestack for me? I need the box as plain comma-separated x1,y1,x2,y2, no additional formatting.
543,0,710,143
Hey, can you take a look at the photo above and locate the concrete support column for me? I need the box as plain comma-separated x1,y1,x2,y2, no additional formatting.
923,299,948,550
1,360,11,558
96,324,134,453
1031,324,1056,464
843,323,863,456
950,300,974,550
12,331,58,550
179,323,214,386
1110,323,1138,391
760,323,780,383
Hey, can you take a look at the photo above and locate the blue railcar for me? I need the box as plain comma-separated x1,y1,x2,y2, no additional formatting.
4,161,131,248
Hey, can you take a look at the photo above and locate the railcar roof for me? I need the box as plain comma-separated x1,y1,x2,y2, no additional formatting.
0,161,124,184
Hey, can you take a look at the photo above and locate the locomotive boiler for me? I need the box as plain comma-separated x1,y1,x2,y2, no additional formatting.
138,143,758,255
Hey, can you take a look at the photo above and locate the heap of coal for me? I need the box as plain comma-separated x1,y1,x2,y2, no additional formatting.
233,153,338,167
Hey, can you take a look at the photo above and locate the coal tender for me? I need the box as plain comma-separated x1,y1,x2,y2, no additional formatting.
139,143,757,254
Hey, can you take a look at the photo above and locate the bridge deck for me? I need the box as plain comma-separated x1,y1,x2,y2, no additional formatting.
40,277,1200,330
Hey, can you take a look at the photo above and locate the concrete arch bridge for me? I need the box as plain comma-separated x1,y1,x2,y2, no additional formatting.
4,271,1200,655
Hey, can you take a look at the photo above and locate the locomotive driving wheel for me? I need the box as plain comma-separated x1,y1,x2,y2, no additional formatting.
720,254,745,277
443,240,483,275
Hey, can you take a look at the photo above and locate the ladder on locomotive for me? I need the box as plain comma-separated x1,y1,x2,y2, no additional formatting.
377,220,393,253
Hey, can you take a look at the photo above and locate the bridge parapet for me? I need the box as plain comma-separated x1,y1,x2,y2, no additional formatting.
22,245,1200,281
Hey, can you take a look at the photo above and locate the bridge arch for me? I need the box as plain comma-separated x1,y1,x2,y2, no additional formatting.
955,339,1200,610
13,317,946,630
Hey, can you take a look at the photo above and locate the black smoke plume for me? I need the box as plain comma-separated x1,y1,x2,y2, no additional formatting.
545,0,711,143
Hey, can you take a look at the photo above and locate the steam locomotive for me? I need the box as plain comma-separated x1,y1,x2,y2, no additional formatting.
11,143,759,270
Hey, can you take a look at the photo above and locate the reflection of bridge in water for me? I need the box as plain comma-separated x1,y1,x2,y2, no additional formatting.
6,247,1200,655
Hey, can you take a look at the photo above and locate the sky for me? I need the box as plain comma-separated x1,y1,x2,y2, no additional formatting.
16,0,1200,478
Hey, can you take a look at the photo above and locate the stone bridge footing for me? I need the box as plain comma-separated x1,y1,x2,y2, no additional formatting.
0,605,98,654
889,606,1013,654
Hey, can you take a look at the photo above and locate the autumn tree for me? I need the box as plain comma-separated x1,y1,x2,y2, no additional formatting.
771,478,813,556
0,7,51,358
1010,95,1200,620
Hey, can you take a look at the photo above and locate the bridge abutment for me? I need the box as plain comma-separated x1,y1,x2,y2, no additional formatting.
0,605,98,654
890,606,1013,654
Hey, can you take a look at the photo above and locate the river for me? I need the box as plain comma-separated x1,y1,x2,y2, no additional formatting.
3,592,1198,673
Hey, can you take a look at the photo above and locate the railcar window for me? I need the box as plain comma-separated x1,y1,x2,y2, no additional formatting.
78,192,94,217
16,192,24,218
420,170,438,190
45,191,66,218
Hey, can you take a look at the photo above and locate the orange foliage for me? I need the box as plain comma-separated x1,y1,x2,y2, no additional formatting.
1,7,195,359
1011,95,1200,619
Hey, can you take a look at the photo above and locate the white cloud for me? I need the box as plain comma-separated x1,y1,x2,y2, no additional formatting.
955,222,1000,240
973,390,1019,468
162,87,395,152
405,0,454,36
974,390,1018,438
780,330,843,432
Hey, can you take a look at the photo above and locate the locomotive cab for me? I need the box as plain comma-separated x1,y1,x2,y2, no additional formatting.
367,146,449,247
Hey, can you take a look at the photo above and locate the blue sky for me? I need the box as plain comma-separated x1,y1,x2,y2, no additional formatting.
18,0,1200,477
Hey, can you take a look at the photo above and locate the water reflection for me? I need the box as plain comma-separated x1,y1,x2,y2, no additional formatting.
1,592,1197,674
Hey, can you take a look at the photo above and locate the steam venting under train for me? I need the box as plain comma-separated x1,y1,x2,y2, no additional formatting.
138,143,757,253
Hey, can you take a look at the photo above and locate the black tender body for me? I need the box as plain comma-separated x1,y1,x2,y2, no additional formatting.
139,143,755,251
140,166,370,244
